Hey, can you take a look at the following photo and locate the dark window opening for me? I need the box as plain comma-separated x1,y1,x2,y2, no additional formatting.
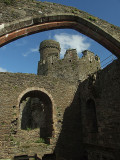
86,99,98,133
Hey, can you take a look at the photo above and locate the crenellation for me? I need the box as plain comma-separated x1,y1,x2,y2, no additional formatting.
64,49,78,61
82,50,98,63
38,40,61,75
37,40,101,82
39,40,60,63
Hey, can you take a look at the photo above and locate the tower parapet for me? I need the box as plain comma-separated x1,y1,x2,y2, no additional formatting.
39,40,60,64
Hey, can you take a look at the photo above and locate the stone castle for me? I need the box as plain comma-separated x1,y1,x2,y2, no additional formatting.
37,40,100,82
0,39,120,160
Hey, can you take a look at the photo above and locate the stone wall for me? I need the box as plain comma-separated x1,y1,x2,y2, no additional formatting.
47,49,100,82
0,73,77,159
79,59,120,160
0,57,120,160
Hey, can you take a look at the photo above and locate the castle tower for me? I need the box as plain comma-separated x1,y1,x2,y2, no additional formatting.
37,40,61,75
64,49,78,61
82,50,100,63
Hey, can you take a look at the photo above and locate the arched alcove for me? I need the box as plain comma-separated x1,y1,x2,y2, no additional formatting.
19,89,53,142
86,98,98,133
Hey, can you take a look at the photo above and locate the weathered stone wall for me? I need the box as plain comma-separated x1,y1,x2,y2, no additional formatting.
47,50,100,82
79,59,120,160
0,73,77,159
0,58,120,160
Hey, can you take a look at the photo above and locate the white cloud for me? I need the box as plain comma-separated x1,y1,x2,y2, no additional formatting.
31,48,38,52
23,47,39,57
54,33,90,58
0,67,7,72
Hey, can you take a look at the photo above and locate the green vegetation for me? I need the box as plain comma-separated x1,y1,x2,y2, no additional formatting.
9,135,20,145
111,25,115,29
88,16,97,22
27,127,32,131
72,9,78,14
13,85,17,89
10,135,14,141
16,141,20,145
35,138,45,143
2,0,15,5
1,121,5,125
12,112,17,116
2,0,35,5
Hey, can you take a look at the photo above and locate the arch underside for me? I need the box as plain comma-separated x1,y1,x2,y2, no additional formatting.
0,15,120,58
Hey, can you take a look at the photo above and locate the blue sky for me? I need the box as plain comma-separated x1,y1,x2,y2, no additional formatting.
0,0,119,74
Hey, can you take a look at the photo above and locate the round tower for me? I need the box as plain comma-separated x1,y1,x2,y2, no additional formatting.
37,40,61,75
39,40,60,64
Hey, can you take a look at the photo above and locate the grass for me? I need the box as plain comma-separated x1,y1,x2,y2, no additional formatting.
88,16,96,22
27,127,32,131
35,138,45,143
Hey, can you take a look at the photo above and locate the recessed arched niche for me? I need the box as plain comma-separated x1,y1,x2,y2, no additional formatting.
86,98,98,133
19,90,53,142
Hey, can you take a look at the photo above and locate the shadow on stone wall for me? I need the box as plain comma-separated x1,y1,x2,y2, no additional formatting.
54,83,88,160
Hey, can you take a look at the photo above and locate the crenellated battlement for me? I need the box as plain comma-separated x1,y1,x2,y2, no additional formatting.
64,49,78,61
37,40,101,82
40,40,61,51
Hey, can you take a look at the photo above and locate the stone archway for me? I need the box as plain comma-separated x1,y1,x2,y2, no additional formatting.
18,87,55,143
0,1,120,57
